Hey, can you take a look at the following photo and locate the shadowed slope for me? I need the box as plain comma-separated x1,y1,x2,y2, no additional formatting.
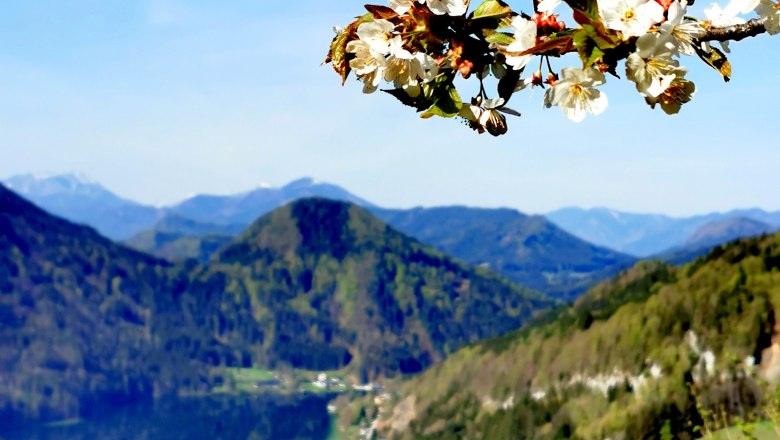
0,184,229,422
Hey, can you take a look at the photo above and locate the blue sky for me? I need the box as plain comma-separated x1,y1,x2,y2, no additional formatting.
0,0,778,216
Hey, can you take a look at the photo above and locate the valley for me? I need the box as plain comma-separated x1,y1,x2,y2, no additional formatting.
2,175,780,439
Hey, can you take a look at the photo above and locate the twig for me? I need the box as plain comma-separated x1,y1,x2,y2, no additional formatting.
699,18,769,43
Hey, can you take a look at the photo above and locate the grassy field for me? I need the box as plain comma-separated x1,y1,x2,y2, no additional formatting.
212,367,278,394
211,366,354,395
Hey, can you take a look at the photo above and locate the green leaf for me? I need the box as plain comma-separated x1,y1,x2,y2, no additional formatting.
421,83,462,119
695,44,731,82
383,86,435,112
572,25,617,67
586,24,618,49
572,28,596,67
386,75,461,119
421,102,459,119
469,0,513,28
585,45,605,67
471,0,512,19
566,0,600,21
483,30,515,46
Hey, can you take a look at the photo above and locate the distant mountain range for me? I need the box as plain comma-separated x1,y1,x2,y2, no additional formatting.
546,207,780,257
6,173,777,298
170,177,375,226
0,185,554,422
2,175,373,241
4,173,160,240
658,216,777,265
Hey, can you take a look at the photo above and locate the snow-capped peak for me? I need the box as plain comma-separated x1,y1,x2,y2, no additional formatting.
3,172,119,201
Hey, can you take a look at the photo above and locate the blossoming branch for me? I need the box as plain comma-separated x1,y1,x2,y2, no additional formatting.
325,0,779,135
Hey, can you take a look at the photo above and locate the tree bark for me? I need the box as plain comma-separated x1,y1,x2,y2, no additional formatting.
699,18,769,43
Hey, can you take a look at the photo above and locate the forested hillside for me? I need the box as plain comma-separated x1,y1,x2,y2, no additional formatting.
0,186,555,423
348,232,780,439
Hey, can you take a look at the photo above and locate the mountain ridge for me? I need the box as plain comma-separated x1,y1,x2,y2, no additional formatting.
169,178,375,226
547,206,780,257
200,197,555,377
10,172,778,298
126,204,637,300
656,216,778,264
1,174,374,240
3,173,162,240
371,206,636,300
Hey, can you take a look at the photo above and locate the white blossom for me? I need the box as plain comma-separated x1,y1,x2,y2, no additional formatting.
538,0,563,12
389,0,417,14
756,0,780,34
389,0,469,16
460,97,503,123
544,67,608,122
459,97,511,136
626,33,680,98
427,0,470,15
504,16,537,70
383,37,439,88
356,19,395,55
657,0,705,55
346,40,387,94
644,68,695,114
705,0,760,27
384,36,419,87
415,52,439,83
599,0,665,39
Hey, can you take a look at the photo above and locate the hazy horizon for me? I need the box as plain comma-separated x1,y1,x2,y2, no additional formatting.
4,170,779,219
1,1,778,217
